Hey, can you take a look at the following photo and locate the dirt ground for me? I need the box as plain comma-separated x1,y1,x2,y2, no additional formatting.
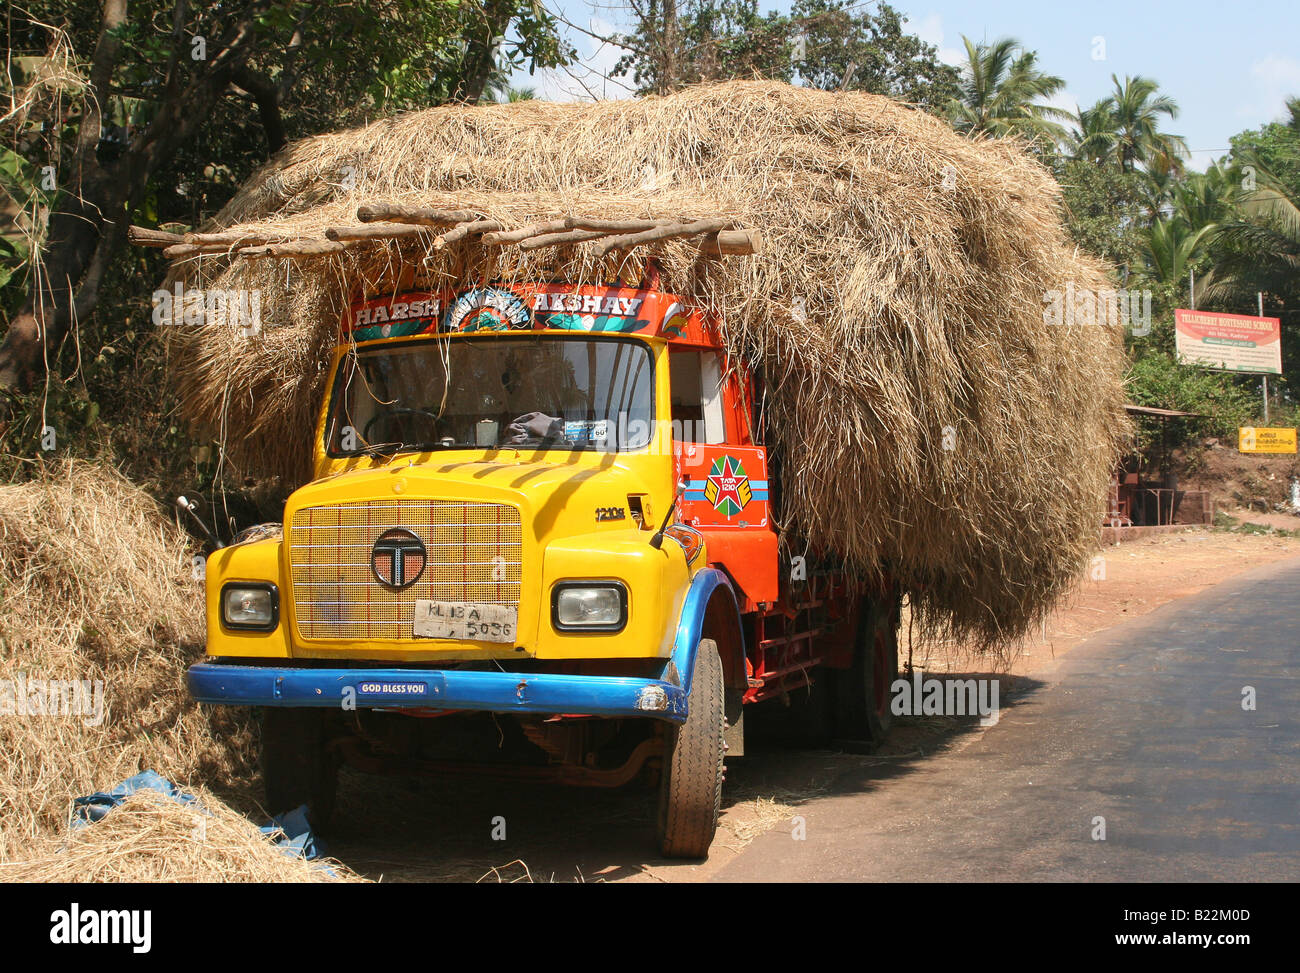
322,524,1300,883
1174,443,1300,511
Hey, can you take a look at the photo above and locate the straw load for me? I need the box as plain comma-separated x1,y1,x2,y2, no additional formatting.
3,788,361,883
0,460,352,881
150,81,1129,647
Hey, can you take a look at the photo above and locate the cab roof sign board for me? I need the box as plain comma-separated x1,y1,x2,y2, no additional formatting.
343,284,711,346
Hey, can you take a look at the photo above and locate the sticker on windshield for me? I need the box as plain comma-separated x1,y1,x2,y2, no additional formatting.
563,419,609,445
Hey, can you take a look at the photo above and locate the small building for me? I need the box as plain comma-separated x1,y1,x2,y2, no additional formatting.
1107,405,1213,529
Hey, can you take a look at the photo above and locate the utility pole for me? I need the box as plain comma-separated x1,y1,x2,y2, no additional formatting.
1189,268,1195,310
1259,292,1270,425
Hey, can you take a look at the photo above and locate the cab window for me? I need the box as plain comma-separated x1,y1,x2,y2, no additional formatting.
669,349,726,444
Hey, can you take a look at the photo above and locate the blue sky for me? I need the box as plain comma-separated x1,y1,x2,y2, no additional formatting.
520,1,1300,171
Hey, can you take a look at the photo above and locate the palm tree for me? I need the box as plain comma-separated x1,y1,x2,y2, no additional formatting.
481,69,538,105
1070,99,1118,164
1107,75,1188,173
1141,217,1218,286
1204,162,1300,307
1138,166,1245,288
1139,160,1177,221
947,37,1071,146
1171,164,1241,231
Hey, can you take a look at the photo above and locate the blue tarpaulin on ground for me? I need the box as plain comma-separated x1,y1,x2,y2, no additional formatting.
71,770,328,862
263,804,325,860
71,770,197,826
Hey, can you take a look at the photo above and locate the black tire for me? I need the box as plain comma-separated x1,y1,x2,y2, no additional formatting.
657,638,726,859
833,594,900,745
261,708,340,831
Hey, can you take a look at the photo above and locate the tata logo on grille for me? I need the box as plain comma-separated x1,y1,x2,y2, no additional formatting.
370,528,426,590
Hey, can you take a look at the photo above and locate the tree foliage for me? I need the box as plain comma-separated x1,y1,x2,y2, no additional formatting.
0,1,572,391
613,0,958,111
946,36,1069,146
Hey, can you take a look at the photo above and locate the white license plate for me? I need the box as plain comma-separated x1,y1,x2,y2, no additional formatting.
413,601,518,643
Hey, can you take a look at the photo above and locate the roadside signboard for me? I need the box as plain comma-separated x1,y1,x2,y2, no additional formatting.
1239,427,1297,454
1175,309,1282,375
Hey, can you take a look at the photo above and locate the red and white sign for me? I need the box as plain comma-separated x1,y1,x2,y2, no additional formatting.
1175,309,1281,375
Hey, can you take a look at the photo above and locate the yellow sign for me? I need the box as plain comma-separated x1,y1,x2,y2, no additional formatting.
1239,427,1298,453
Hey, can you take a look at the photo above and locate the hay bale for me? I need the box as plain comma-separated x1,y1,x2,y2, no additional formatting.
162,80,1130,646
0,460,257,865
0,788,361,882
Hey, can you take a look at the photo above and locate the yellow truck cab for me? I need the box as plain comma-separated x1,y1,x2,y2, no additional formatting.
190,277,899,858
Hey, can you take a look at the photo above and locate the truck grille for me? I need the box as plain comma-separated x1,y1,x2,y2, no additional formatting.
288,500,523,640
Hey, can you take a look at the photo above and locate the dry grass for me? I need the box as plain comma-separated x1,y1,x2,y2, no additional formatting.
0,459,266,877
162,80,1130,647
0,787,361,882
722,795,801,848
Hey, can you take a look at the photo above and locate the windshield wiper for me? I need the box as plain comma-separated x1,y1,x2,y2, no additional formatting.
355,441,460,457
356,442,403,457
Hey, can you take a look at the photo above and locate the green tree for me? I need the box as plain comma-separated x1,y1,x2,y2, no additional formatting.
612,0,958,111
1203,160,1300,377
1070,99,1118,164
1228,109,1300,200
1053,154,1148,270
946,36,1070,146
1127,352,1259,439
1140,217,1217,287
0,1,572,392
1103,75,1187,173
1171,164,1242,232
786,0,959,110
613,0,786,94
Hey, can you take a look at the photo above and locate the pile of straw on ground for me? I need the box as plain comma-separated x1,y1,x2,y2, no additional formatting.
163,80,1129,646
1,788,359,882
0,461,340,880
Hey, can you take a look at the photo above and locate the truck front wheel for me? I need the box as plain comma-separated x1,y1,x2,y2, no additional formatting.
261,708,340,832
656,638,726,859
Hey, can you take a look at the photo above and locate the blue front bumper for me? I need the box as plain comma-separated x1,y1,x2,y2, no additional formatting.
186,662,688,723
188,568,745,726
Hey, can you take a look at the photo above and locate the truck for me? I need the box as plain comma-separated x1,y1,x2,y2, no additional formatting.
188,275,901,858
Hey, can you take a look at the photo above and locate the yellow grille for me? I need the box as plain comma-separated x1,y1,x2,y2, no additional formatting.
289,500,522,640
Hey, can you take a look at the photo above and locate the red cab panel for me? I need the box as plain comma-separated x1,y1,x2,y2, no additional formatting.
677,443,778,604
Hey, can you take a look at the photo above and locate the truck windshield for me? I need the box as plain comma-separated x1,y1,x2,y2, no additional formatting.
326,335,656,455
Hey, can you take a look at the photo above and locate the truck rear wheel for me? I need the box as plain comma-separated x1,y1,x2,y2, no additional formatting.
833,595,899,745
656,638,726,859
261,708,339,832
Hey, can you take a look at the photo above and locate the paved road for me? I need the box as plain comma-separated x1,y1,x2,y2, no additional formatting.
712,556,1300,882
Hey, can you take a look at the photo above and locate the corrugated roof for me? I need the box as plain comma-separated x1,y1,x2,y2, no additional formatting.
1124,404,1206,419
